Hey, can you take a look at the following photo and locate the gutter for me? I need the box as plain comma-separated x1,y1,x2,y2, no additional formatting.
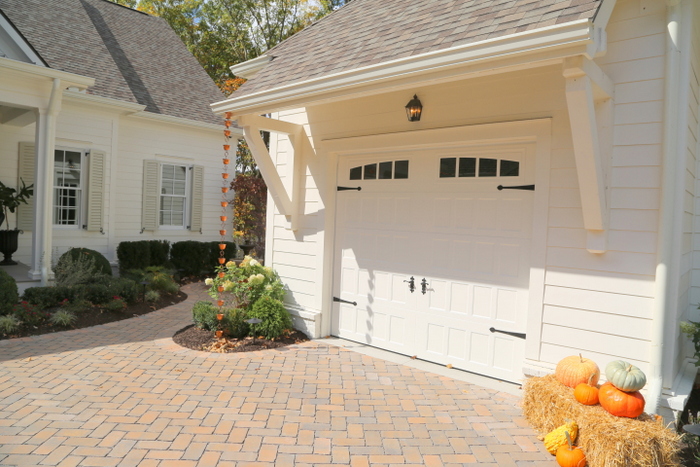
648,0,683,415
0,56,94,90
212,19,600,116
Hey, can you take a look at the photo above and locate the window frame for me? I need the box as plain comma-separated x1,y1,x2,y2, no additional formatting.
158,162,191,230
52,148,86,229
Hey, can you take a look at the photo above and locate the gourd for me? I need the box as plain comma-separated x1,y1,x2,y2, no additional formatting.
605,360,647,392
544,420,578,455
598,382,645,418
556,431,587,467
574,374,599,406
555,354,600,388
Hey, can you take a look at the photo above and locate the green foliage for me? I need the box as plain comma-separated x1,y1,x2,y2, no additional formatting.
247,296,292,339
145,289,160,302
681,320,700,366
681,411,700,464
55,249,112,286
223,306,249,338
207,256,285,311
117,241,152,274
22,286,75,310
78,283,111,305
105,297,127,312
0,268,18,315
143,266,179,294
13,301,49,327
50,310,77,327
62,299,92,315
107,277,140,304
170,241,210,276
232,173,266,258
0,314,20,334
192,300,218,331
0,178,33,230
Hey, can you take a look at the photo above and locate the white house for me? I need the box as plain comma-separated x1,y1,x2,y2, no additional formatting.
0,0,240,287
213,0,700,418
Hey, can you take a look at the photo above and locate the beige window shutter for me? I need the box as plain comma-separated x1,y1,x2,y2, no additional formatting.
17,142,35,232
86,150,105,232
190,165,204,232
142,160,160,231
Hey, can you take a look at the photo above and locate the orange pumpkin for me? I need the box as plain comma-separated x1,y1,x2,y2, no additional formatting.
598,382,645,418
556,431,586,467
555,354,600,388
574,375,599,406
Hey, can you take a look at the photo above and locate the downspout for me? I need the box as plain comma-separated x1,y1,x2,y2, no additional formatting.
40,78,62,285
648,0,682,415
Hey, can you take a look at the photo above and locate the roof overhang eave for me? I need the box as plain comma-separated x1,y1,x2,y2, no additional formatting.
212,18,600,117
0,56,95,89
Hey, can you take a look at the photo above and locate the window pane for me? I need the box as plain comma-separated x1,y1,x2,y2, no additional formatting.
173,181,186,195
500,160,520,177
174,166,187,180
350,166,362,180
479,158,498,177
379,161,392,179
161,197,172,210
364,163,377,180
440,158,456,178
171,212,184,225
394,160,409,179
162,164,174,180
458,157,476,177
53,151,82,226
160,211,170,225
172,198,185,212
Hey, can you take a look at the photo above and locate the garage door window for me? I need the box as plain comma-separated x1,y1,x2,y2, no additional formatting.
349,160,409,180
439,157,519,178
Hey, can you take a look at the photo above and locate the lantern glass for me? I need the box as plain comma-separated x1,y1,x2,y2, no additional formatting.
405,95,423,122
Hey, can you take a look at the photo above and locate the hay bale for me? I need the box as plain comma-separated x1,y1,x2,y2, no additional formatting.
523,375,681,467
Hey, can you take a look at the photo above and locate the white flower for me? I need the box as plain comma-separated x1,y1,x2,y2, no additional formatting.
249,259,260,267
204,278,213,286
225,261,236,269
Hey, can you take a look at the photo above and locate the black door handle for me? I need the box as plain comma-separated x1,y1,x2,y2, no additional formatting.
421,278,429,295
403,276,415,293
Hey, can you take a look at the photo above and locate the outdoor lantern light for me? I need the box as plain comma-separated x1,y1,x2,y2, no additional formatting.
405,94,423,122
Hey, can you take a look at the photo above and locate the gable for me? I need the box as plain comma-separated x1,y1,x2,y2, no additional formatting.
0,9,44,65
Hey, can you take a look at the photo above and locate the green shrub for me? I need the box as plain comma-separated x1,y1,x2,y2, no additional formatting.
0,314,20,334
192,300,217,330
22,286,75,309
149,240,171,267
224,307,249,339
54,248,112,285
77,283,111,305
105,297,127,312
247,296,292,340
62,299,92,314
171,241,210,276
0,268,18,315
145,290,160,302
107,277,139,304
13,301,49,327
50,310,77,327
117,241,151,275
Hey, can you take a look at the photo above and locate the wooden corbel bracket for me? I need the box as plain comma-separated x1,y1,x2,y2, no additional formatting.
563,56,614,254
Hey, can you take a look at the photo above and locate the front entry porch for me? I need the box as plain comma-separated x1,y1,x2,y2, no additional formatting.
1,262,40,294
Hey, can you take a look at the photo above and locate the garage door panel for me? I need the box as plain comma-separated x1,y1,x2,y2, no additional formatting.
334,144,534,383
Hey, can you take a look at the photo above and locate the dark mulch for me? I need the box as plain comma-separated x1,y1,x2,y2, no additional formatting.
0,292,187,340
173,324,309,353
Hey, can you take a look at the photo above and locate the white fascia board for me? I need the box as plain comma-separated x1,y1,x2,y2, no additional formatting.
64,89,146,113
128,109,242,134
212,19,596,116
0,12,46,66
230,54,272,79
0,56,94,89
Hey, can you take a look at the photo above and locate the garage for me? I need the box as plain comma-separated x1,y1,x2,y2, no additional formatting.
332,142,536,382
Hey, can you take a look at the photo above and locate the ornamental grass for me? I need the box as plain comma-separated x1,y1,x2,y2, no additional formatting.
522,374,681,467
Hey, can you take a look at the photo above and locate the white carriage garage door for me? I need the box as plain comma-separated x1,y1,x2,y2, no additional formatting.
332,143,535,383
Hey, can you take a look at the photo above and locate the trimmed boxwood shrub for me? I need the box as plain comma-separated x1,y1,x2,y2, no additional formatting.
170,241,210,276
0,269,18,315
149,240,171,267
247,296,292,340
117,241,151,274
192,300,217,330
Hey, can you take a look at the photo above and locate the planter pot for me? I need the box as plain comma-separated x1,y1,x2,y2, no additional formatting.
240,243,255,256
0,229,20,266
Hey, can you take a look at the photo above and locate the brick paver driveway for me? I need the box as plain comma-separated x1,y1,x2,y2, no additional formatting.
0,282,553,466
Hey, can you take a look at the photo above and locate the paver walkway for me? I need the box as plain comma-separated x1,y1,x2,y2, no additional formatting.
0,282,553,466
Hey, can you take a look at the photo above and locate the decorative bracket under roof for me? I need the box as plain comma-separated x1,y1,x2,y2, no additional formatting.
237,113,312,231
563,56,614,254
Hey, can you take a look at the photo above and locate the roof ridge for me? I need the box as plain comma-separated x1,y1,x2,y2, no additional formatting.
92,0,152,17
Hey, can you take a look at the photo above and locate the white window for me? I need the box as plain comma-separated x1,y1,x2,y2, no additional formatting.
159,163,189,227
53,149,84,226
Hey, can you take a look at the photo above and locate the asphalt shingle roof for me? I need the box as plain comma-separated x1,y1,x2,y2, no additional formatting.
235,0,603,97
0,0,224,125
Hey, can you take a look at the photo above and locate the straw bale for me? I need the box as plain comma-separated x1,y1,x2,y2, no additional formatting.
522,375,681,467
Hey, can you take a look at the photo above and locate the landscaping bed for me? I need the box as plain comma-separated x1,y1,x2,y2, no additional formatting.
0,290,187,340
173,324,309,352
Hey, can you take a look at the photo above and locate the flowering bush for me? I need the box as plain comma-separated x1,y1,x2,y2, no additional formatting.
12,301,49,327
207,256,285,311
